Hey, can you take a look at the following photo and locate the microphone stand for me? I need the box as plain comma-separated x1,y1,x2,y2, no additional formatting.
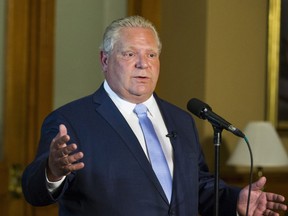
212,125,223,216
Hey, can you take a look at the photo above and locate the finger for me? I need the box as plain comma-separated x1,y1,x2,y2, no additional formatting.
266,193,285,202
69,162,85,172
59,156,70,166
57,143,78,158
251,176,267,191
58,151,84,166
50,125,70,150
60,153,85,174
50,137,69,154
266,197,287,210
267,202,288,211
69,151,84,163
62,162,85,175
53,124,68,141
263,209,279,216
59,124,67,137
55,124,70,148
48,151,85,178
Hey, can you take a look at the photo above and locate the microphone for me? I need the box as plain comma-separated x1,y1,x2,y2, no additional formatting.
187,98,245,138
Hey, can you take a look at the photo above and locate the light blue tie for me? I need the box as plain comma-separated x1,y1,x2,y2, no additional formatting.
134,104,172,202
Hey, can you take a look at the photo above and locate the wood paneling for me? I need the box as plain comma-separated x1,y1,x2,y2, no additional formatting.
128,0,161,31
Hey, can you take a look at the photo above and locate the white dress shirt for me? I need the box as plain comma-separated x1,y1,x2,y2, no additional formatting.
103,81,174,177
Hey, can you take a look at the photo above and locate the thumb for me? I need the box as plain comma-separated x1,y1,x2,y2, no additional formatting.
59,124,68,136
251,176,266,191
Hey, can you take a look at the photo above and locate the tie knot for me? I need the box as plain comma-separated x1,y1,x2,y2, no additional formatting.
134,104,148,116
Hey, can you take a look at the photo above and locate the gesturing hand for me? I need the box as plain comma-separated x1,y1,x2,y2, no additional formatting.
47,124,85,182
237,176,287,216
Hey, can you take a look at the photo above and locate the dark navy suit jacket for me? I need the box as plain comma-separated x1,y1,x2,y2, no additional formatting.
22,84,240,216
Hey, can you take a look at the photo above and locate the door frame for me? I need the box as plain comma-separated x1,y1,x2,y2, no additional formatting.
2,0,55,215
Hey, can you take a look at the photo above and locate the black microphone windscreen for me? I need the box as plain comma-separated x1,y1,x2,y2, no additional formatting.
187,98,211,119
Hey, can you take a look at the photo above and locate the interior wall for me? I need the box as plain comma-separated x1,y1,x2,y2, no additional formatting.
54,0,127,108
160,0,271,171
158,0,208,138
204,1,269,171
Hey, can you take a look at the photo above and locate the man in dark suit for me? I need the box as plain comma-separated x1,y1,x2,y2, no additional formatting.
22,15,287,216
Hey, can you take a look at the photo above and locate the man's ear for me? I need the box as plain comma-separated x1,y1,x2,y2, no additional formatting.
100,51,108,72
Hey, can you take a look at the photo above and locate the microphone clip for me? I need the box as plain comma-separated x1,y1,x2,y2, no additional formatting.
166,131,177,139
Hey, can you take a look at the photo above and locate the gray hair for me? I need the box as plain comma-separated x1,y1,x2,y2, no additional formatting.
100,15,162,54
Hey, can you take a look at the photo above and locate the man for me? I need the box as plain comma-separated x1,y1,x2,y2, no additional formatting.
22,15,287,216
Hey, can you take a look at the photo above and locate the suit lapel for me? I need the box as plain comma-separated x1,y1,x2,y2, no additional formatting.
92,86,170,204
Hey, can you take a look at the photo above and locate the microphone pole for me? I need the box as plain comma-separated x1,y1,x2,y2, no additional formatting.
212,125,223,216
187,98,245,216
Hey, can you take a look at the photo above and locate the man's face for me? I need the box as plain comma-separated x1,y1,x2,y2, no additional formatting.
101,27,160,103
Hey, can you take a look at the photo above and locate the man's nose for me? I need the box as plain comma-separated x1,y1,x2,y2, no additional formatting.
135,55,148,69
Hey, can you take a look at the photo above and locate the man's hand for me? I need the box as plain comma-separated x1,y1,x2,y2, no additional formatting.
237,176,287,216
47,124,85,182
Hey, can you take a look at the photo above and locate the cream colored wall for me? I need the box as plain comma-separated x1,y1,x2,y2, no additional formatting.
204,1,268,170
159,0,270,171
54,0,127,108
158,0,208,139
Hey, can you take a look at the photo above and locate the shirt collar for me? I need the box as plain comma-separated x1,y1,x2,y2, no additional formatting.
103,80,156,116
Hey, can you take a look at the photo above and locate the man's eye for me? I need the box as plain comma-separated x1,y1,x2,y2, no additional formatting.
148,53,157,58
122,52,135,57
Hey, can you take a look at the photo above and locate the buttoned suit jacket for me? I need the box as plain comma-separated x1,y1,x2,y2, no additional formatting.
22,84,240,216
